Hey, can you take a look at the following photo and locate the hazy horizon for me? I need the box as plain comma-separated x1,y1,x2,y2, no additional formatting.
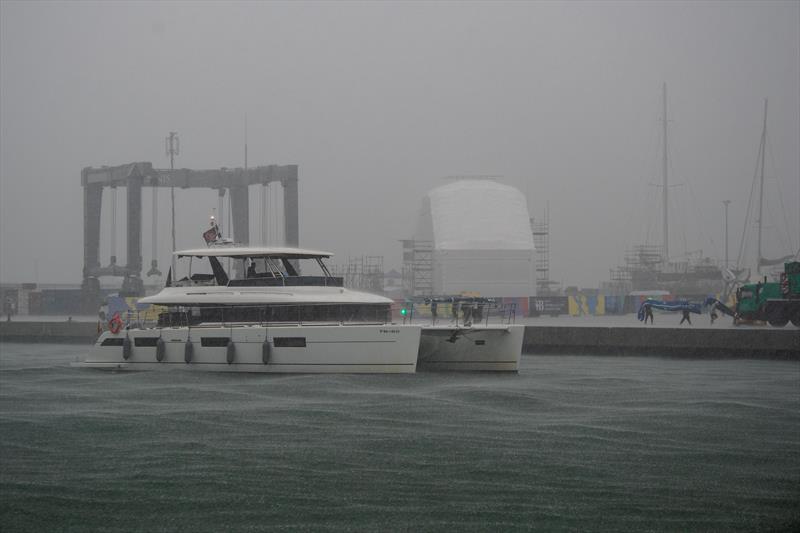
1,1,798,289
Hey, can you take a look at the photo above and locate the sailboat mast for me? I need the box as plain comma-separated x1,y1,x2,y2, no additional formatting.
662,82,669,264
757,98,767,275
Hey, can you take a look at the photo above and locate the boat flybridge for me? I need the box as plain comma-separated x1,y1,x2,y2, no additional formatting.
78,245,421,373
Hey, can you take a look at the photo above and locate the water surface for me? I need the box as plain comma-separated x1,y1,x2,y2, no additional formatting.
1,343,798,532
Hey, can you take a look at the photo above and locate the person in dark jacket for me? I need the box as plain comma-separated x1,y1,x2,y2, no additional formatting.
644,304,654,324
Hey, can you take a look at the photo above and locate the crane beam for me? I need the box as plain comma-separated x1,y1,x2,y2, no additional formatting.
81,162,298,312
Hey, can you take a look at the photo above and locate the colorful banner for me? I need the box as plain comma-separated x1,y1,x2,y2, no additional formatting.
568,295,605,316
107,296,165,323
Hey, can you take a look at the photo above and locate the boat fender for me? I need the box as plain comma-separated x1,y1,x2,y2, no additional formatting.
184,340,193,364
226,341,236,365
262,340,271,364
156,337,166,362
122,335,132,360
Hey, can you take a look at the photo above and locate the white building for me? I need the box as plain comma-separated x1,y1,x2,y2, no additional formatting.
412,179,536,298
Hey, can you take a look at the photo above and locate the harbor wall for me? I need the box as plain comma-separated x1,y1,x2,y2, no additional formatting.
1,321,797,359
523,326,798,359
0,321,99,343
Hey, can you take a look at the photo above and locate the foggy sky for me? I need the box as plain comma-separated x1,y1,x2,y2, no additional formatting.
1,1,798,288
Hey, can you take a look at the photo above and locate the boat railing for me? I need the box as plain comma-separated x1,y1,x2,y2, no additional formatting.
397,298,517,327
120,302,394,331
174,275,345,288
227,276,344,288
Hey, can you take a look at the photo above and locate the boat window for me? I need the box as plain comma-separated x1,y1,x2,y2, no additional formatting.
280,258,299,276
315,257,333,277
231,256,338,281
339,304,390,323
273,337,306,348
159,304,390,325
101,338,125,346
174,256,218,287
245,257,284,279
200,337,230,347
208,257,229,285
134,337,159,347
300,305,327,322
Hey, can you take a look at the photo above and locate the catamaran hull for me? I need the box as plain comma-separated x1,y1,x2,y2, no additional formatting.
76,324,421,373
417,324,524,372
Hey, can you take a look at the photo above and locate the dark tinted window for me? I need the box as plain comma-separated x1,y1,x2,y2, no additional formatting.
101,338,125,346
161,304,391,325
201,337,230,347
134,337,159,347
273,337,306,348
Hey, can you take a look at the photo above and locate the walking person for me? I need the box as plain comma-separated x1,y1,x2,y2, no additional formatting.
462,300,473,327
680,308,692,325
644,304,654,324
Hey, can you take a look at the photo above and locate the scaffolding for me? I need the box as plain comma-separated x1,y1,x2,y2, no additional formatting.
401,240,433,297
608,245,664,291
530,206,558,295
608,244,723,296
331,256,385,294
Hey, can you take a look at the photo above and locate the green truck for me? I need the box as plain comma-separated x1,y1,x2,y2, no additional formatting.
735,261,800,327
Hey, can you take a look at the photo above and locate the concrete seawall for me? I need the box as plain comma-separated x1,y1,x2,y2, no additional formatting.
523,326,798,359
0,321,99,343
1,321,797,359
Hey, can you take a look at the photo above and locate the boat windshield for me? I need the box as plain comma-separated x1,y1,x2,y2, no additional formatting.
170,255,342,288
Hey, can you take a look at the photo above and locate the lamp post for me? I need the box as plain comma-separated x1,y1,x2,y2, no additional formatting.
723,200,731,268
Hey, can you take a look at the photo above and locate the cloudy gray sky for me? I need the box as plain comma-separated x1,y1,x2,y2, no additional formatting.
1,0,798,288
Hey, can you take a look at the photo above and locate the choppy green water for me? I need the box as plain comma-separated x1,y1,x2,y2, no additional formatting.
1,343,799,532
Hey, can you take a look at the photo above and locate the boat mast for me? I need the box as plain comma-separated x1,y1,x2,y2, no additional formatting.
662,82,669,265
167,131,179,276
756,98,767,275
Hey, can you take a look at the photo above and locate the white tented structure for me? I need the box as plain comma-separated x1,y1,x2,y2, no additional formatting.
411,179,536,298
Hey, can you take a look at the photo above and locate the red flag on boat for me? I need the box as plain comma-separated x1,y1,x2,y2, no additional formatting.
203,225,218,244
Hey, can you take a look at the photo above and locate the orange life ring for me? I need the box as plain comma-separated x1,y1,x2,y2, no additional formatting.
109,312,123,334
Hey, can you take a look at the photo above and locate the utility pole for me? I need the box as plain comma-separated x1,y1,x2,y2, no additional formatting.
662,82,669,265
166,131,179,275
723,200,731,268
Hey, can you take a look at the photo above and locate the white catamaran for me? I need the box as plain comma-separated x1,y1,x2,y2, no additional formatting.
77,240,421,373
